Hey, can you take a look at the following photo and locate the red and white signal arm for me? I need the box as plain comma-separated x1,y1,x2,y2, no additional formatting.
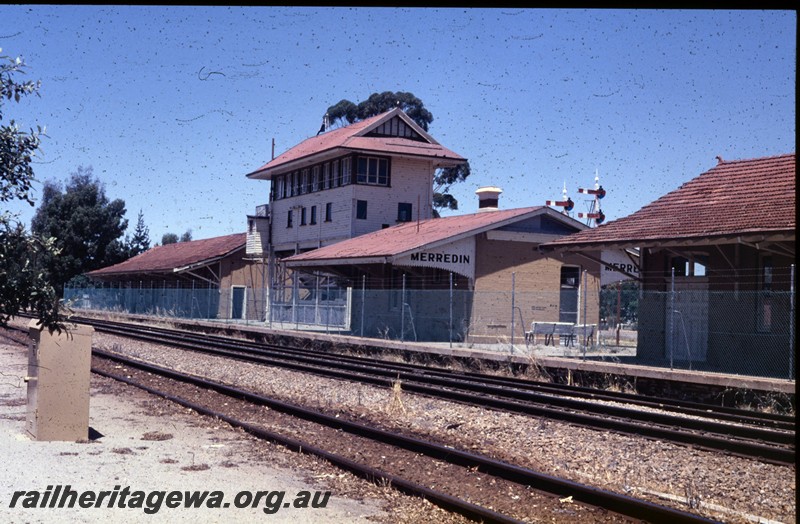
578,210,605,224
578,186,606,199
545,197,574,211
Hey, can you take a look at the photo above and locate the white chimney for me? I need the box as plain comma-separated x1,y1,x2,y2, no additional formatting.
475,186,502,212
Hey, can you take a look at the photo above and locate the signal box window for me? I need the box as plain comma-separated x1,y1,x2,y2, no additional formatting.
397,202,412,222
356,200,368,220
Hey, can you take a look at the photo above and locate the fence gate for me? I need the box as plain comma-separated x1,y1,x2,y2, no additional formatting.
666,279,708,363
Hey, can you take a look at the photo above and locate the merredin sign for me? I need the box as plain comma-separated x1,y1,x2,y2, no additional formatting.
600,249,640,286
396,238,476,279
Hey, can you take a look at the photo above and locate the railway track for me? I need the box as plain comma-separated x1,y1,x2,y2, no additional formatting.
89,347,721,524
75,316,795,466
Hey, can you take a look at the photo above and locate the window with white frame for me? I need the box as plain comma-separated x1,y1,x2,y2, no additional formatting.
341,158,351,185
312,166,321,192
356,156,389,186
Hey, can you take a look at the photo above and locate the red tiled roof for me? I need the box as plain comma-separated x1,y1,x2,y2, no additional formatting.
88,233,246,277
286,207,578,265
546,153,796,248
246,108,465,179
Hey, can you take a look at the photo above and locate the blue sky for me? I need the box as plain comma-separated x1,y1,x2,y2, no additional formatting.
2,7,795,243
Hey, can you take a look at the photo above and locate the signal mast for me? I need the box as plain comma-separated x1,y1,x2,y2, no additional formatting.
545,182,574,216
577,170,606,227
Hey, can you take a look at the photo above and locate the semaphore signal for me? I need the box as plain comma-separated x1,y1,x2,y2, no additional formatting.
545,182,574,215
577,169,607,226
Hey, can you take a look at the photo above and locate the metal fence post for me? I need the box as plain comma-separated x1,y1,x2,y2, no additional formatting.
360,275,366,338
511,272,516,350
669,267,675,370
315,275,320,326
790,264,795,380
449,272,453,349
583,269,588,360
401,274,406,342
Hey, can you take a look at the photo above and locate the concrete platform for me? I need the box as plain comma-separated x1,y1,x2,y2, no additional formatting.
195,318,796,397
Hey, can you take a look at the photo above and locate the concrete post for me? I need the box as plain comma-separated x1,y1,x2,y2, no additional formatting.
26,320,94,441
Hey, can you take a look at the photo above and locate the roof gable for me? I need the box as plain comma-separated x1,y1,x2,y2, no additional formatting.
363,114,426,142
246,108,465,180
547,153,796,248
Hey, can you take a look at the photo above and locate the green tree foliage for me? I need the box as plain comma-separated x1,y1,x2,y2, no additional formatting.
161,232,179,245
326,91,433,131
0,50,41,205
31,166,128,295
127,210,151,257
600,280,640,326
0,49,62,330
324,91,468,214
432,162,471,217
160,228,192,245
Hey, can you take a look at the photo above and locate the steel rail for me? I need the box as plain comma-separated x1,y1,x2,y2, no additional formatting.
86,321,796,461
92,349,721,524
78,316,795,429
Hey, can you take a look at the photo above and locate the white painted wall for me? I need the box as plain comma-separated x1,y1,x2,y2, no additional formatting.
268,156,436,252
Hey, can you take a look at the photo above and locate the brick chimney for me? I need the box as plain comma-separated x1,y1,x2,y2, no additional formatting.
476,186,502,212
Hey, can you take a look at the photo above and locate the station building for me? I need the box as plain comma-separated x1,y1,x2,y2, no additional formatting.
544,153,796,377
85,233,265,320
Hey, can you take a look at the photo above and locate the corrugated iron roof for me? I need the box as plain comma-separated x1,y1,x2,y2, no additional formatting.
286,207,575,264
88,233,247,277
246,108,465,179
546,153,796,248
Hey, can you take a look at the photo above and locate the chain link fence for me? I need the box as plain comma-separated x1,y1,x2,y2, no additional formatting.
64,274,795,380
